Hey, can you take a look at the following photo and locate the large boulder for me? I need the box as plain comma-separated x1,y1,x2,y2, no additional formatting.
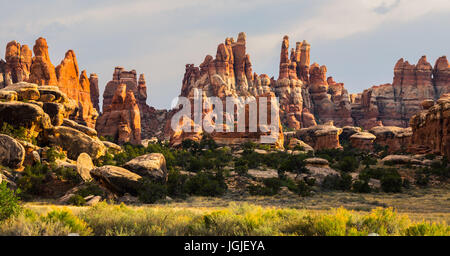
76,153,94,182
0,134,25,169
46,126,106,160
2,82,40,101
123,153,168,182
90,165,142,194
0,101,52,137
62,118,97,137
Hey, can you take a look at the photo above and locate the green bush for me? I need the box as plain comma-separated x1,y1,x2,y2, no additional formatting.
185,171,227,197
46,147,66,162
381,174,403,193
0,182,21,222
76,182,105,198
167,170,189,199
0,122,36,144
137,178,168,204
68,195,86,206
352,180,371,193
321,173,352,191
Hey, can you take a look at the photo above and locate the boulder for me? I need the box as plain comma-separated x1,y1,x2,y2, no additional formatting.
287,138,314,152
369,126,412,153
381,155,422,165
2,82,40,100
90,165,142,194
0,134,25,169
76,153,94,182
123,153,168,182
0,101,52,136
102,141,122,153
295,124,342,150
47,126,106,160
305,157,329,167
62,118,97,137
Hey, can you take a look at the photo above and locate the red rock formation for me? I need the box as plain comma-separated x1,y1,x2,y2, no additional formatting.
89,73,100,112
28,37,58,86
369,126,412,153
294,124,342,150
410,94,450,157
352,56,450,129
55,50,98,128
100,67,173,141
170,33,284,148
96,84,141,145
2,41,32,85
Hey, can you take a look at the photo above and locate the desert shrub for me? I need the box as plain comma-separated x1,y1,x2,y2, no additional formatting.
381,174,403,193
76,182,105,198
352,180,372,193
404,222,450,236
334,156,360,172
167,169,189,199
42,209,92,235
137,178,168,204
52,165,81,184
0,122,36,144
68,195,86,206
46,147,66,162
0,182,22,222
321,173,352,191
16,163,50,198
414,170,430,187
185,171,227,196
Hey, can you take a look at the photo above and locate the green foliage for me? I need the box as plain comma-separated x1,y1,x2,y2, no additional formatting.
16,163,50,198
334,156,360,172
0,182,22,222
42,209,92,235
185,171,227,197
167,169,189,199
45,147,66,162
52,165,81,184
76,182,105,198
321,174,352,191
0,122,36,144
352,180,372,193
381,174,403,193
137,178,168,204
68,195,86,206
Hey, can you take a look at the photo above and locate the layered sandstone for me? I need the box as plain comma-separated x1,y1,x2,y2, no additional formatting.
100,67,173,141
96,84,141,145
352,56,450,129
369,126,412,153
171,32,284,148
410,94,450,158
1,37,98,128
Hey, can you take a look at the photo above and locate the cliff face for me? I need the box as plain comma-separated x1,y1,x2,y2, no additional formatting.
172,32,284,148
410,94,450,158
0,38,99,128
351,56,450,129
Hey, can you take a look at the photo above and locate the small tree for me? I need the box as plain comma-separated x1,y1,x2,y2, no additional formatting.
0,182,21,221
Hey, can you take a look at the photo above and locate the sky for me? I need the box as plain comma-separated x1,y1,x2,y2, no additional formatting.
0,0,449,110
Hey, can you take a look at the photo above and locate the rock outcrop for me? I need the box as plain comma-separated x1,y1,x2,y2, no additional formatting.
350,132,376,151
369,126,412,153
96,83,141,145
100,67,172,141
293,123,342,150
170,32,284,148
0,134,25,169
1,37,99,128
351,56,450,129
410,94,450,158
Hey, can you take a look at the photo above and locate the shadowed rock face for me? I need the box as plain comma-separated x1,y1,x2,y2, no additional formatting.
96,83,141,145
0,37,99,128
410,94,450,158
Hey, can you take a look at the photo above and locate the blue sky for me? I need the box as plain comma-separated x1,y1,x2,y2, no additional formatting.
0,0,448,109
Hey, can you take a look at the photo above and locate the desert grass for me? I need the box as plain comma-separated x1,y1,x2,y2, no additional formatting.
1,201,448,236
